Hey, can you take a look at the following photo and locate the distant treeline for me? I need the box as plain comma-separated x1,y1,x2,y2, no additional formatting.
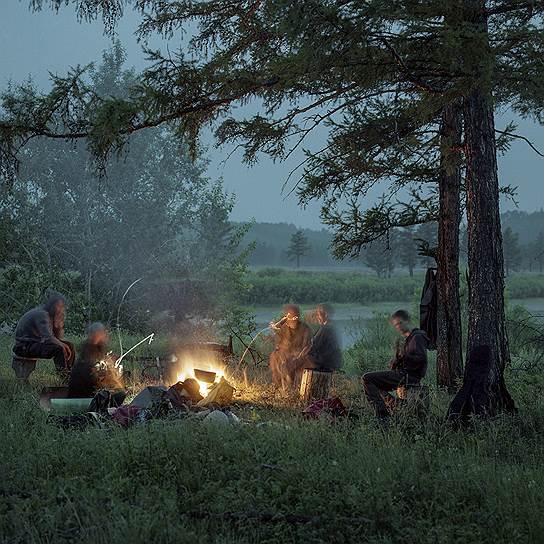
240,210,544,275
241,269,544,306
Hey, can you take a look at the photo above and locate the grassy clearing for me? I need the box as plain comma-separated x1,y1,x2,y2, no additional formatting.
1,333,544,543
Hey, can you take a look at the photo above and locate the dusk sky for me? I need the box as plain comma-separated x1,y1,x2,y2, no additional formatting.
2,1,543,228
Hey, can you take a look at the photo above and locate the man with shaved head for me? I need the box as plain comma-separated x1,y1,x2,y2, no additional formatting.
269,304,311,389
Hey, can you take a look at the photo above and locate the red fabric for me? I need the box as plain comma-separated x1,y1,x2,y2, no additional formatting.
112,405,142,428
302,397,346,419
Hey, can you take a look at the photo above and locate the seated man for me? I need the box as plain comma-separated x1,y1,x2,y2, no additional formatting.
13,293,75,381
269,304,311,389
68,323,124,399
362,310,429,420
297,303,342,374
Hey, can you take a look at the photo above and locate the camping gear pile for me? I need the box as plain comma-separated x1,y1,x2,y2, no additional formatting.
43,374,237,430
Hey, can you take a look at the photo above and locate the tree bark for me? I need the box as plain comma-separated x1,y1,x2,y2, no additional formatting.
462,0,515,413
436,101,463,389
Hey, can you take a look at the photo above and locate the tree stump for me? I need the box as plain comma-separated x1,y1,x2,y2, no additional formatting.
396,384,430,418
299,369,332,403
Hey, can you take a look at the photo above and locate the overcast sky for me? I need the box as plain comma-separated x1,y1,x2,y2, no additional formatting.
1,1,543,228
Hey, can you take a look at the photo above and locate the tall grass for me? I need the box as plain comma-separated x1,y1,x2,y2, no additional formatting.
242,269,544,306
1,331,543,543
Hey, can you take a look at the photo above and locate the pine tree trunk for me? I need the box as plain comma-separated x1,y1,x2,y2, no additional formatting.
436,101,463,389
463,0,515,413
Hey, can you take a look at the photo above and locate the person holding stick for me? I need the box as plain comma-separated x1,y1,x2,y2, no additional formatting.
292,304,342,379
269,304,311,389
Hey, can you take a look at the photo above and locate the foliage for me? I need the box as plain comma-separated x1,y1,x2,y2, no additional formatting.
243,214,544,274
503,226,521,276
3,2,544,256
243,270,423,306
0,264,88,331
0,45,249,336
361,239,396,278
242,269,544,307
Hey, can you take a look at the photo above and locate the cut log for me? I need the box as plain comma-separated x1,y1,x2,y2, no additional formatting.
299,369,332,403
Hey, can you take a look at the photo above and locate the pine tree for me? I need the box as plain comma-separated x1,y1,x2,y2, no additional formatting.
532,231,544,274
286,230,311,269
362,240,396,278
397,228,418,277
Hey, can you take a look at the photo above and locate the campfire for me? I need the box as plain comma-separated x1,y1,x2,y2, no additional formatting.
173,355,226,398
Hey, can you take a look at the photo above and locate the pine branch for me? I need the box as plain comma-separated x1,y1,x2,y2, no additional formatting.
486,1,542,17
495,128,544,157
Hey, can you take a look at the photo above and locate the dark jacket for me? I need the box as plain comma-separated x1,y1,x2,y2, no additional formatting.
420,268,438,349
14,307,57,346
392,328,429,379
308,323,342,370
68,341,121,398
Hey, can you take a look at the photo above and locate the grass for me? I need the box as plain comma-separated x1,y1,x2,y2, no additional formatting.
1,333,544,543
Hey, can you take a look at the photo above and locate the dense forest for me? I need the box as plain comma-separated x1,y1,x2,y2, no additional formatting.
0,46,249,333
244,211,544,275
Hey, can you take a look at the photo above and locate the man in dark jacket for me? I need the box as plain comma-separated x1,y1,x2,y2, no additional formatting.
68,323,124,399
362,309,429,420
301,304,342,371
13,293,75,380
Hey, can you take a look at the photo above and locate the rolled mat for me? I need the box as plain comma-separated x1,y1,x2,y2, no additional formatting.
50,398,93,415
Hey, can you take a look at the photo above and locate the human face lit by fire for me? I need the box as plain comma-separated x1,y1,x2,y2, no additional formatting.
90,329,108,346
316,307,328,325
285,312,300,329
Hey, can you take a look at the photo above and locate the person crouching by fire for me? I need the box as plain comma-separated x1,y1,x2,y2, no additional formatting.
68,322,125,399
13,292,75,381
269,304,311,389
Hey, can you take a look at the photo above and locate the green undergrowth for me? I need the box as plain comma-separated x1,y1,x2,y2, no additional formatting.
242,269,544,306
1,335,543,543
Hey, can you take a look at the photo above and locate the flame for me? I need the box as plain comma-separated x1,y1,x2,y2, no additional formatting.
174,354,225,397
